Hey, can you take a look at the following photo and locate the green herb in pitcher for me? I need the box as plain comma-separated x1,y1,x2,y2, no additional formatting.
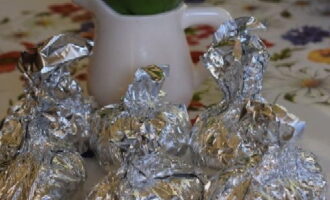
104,0,183,15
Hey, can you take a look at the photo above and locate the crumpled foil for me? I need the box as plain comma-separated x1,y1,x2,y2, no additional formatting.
191,17,327,199
206,145,327,199
0,102,25,170
88,65,202,199
90,64,191,171
87,153,203,200
0,34,95,199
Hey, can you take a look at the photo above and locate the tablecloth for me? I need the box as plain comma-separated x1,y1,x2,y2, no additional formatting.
0,0,329,198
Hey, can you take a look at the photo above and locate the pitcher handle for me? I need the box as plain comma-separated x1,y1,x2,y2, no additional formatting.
181,5,232,89
182,6,232,29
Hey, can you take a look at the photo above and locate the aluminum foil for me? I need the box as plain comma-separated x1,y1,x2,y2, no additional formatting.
90,64,191,171
191,100,306,170
203,16,269,103
0,34,95,199
87,153,203,200
88,65,202,199
207,145,327,199
191,17,327,199
0,101,25,170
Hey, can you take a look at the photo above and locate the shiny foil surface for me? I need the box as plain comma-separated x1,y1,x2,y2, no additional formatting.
90,65,191,171
87,153,203,200
88,65,202,199
191,17,327,199
0,17,325,199
0,34,95,199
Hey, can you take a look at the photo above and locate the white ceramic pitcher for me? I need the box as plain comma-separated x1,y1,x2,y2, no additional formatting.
73,0,231,106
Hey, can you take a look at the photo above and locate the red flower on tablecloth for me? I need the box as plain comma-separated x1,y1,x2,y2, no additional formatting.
190,116,198,125
0,41,38,74
75,73,88,81
12,31,30,39
71,12,93,22
48,3,93,25
0,51,20,73
188,100,205,111
243,5,259,12
261,38,275,48
48,3,82,17
186,36,199,45
294,0,310,6
196,25,215,38
190,51,204,64
185,25,215,46
21,42,36,51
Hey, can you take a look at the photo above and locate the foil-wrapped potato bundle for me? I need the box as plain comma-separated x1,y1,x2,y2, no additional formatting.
191,16,300,170
191,17,327,199
0,34,95,199
88,65,203,199
87,153,203,200
207,145,326,199
90,65,191,171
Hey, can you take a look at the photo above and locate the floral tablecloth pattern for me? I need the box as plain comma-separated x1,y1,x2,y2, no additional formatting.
0,0,329,198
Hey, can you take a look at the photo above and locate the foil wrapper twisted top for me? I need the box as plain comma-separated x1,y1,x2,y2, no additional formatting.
88,65,203,199
203,16,268,103
17,33,94,153
191,17,327,199
91,64,191,171
123,65,168,116
0,34,95,199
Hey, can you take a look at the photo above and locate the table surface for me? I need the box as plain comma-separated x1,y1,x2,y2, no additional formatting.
0,0,329,198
